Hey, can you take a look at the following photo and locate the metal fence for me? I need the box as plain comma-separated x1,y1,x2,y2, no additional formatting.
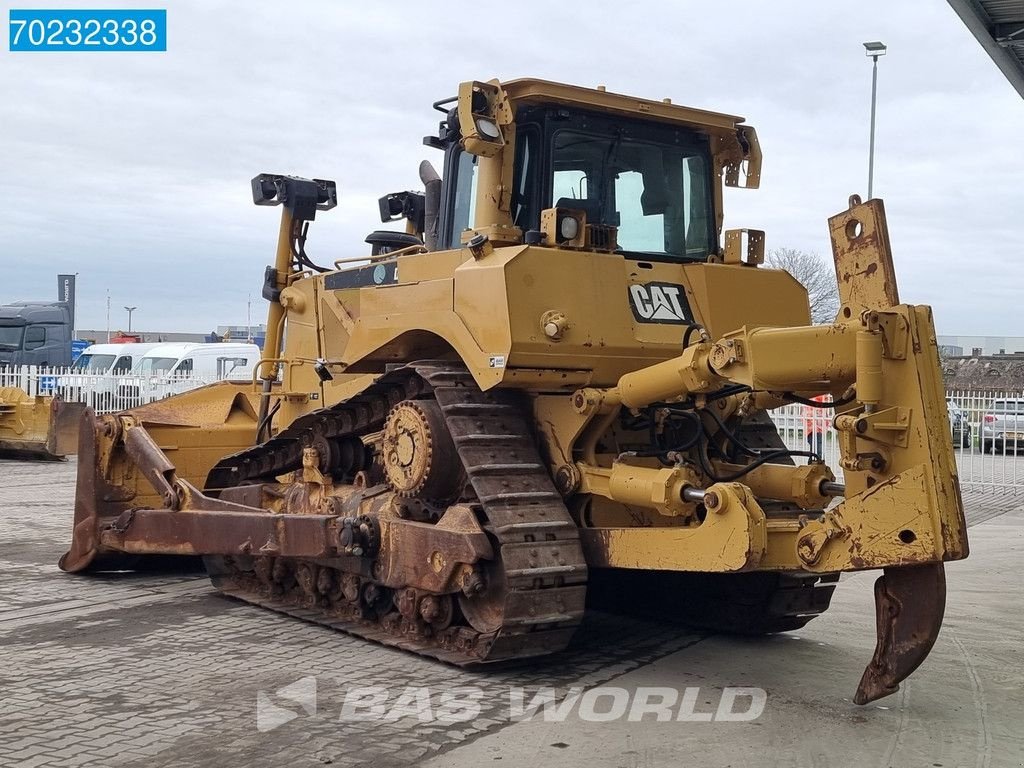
944,389,1024,494
0,365,218,413
3,363,1022,495
769,401,846,482
770,390,1024,494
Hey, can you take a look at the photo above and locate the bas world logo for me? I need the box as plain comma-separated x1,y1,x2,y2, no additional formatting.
629,282,691,324
256,676,317,732
253,680,767,731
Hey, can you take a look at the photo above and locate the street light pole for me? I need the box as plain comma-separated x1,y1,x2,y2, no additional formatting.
863,41,887,200
124,306,137,333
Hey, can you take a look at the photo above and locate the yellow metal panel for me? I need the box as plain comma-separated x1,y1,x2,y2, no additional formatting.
682,263,810,337
0,387,80,459
579,482,767,571
500,78,746,131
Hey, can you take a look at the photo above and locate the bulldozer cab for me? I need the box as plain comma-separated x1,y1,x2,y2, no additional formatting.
436,104,717,260
402,79,761,259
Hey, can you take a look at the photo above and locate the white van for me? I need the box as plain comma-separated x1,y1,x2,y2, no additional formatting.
133,342,260,379
120,342,261,407
58,343,159,410
71,343,158,375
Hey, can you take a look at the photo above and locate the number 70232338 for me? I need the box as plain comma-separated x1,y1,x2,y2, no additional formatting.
9,9,166,51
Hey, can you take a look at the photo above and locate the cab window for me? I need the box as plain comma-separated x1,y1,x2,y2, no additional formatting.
550,128,713,259
24,326,46,350
447,152,478,246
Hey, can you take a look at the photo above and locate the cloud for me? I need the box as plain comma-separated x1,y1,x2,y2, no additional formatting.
1,0,1021,336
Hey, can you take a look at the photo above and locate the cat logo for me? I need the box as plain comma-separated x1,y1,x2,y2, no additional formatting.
628,282,692,324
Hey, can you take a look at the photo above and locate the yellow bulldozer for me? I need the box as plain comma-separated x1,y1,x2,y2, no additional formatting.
0,386,83,459
60,78,967,704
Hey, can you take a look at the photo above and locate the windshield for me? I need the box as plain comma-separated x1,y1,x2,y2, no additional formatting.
73,354,116,371
550,128,713,259
134,357,178,375
0,326,24,349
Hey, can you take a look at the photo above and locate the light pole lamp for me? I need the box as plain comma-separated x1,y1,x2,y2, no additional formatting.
863,41,887,199
124,306,138,333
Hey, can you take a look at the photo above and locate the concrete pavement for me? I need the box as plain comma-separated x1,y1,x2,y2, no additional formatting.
424,511,1024,768
1,458,1022,767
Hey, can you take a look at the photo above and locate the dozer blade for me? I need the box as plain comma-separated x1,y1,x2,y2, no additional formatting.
50,398,87,456
854,562,946,705
59,407,113,572
0,387,84,460
59,407,189,573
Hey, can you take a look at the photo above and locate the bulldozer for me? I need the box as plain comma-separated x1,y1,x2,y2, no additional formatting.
0,387,83,460
60,78,968,704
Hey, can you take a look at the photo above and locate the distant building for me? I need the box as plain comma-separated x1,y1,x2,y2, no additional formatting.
942,351,1024,391
78,329,206,344
937,336,1024,356
78,323,266,348
214,324,266,346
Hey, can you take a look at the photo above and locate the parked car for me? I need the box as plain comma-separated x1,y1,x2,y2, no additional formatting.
118,342,261,408
946,398,972,448
981,398,1024,454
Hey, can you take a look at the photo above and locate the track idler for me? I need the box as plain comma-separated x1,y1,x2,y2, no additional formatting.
854,562,946,705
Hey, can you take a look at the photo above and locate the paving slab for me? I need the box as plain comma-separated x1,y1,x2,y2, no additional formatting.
0,458,1021,767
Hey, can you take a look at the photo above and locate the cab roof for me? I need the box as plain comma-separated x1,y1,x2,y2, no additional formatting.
500,78,748,133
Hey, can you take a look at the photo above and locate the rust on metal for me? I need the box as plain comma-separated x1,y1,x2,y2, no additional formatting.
50,398,87,457
375,505,492,591
58,408,163,573
57,409,103,572
828,195,899,315
123,421,180,508
100,507,342,558
854,562,946,704
62,364,588,666
126,383,260,427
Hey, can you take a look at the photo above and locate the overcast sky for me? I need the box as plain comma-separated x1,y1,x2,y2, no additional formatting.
1,0,1022,336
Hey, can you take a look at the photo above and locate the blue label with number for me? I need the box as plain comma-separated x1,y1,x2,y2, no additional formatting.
9,9,166,51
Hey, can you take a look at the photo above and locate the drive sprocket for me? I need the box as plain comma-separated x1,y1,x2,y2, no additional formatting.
381,398,462,500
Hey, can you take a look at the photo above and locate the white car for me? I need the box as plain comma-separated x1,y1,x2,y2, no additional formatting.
981,398,1024,454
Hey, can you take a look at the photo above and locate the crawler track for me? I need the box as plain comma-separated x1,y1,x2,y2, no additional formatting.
204,363,588,664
